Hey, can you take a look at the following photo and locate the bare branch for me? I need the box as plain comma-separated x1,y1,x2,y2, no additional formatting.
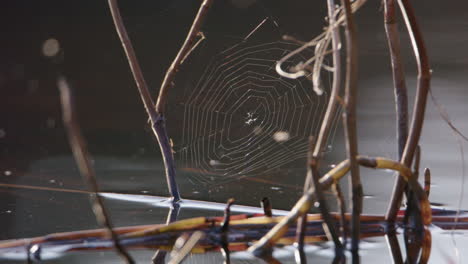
386,0,432,223
107,0,156,122
340,0,362,262
155,0,213,113
108,0,213,201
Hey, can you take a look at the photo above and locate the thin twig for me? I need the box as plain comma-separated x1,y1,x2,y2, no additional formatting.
332,183,347,247
57,77,134,264
308,139,344,259
261,197,273,217
384,0,409,161
107,0,156,122
221,199,234,264
386,0,432,223
424,168,431,197
107,0,180,201
300,0,345,256
155,0,213,113
429,89,468,142
305,0,343,172
109,0,213,202
340,0,362,262
168,231,205,264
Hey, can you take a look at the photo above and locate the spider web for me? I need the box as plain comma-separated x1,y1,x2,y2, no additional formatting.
171,39,340,186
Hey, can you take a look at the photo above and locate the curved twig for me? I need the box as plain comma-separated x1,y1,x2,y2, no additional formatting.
386,0,432,224
58,77,134,264
340,0,362,261
248,156,431,260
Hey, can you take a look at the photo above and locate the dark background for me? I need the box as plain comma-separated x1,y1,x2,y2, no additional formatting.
0,0,468,263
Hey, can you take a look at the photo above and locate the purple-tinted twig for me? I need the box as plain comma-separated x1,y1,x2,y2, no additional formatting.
340,0,362,262
107,0,180,201
152,203,181,264
386,0,432,224
57,77,134,264
221,199,234,264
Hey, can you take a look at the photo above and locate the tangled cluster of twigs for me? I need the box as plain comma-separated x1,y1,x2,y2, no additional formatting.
2,0,457,263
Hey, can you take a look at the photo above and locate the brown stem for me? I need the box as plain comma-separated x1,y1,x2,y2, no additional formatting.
308,139,344,257
424,168,431,197
261,197,273,217
384,0,409,161
155,0,213,113
386,0,431,223
57,77,134,264
295,213,307,264
332,183,348,247
300,0,344,258
340,0,362,262
305,0,343,167
107,0,155,121
108,0,213,201
385,231,404,264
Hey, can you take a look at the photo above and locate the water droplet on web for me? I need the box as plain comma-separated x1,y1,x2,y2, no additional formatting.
329,164,336,168
273,131,290,142
49,179,56,184
209,160,221,166
314,201,320,207
5,210,12,214
271,186,281,191
4,170,12,176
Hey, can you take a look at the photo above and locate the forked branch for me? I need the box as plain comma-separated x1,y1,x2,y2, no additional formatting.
108,0,213,201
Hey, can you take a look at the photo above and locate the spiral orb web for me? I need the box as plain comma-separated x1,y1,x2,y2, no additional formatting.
174,40,340,186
